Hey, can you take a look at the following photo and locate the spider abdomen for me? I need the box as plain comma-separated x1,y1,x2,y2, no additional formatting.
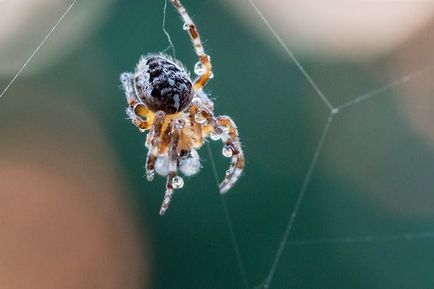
134,54,193,114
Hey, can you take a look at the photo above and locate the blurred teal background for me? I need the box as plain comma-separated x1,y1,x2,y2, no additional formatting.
1,1,434,289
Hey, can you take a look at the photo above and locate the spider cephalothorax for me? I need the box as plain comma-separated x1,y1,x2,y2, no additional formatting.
121,0,244,215
134,55,193,114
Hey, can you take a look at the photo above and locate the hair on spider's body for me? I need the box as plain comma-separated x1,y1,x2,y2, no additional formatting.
120,0,244,215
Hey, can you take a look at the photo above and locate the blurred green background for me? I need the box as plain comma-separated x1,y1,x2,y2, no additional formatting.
1,0,434,288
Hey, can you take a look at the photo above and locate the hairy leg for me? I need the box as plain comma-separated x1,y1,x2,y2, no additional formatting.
146,111,166,181
159,120,183,215
169,0,213,91
214,116,245,193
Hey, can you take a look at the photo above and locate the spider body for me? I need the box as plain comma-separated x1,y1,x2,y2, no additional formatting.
121,0,244,215
134,55,193,114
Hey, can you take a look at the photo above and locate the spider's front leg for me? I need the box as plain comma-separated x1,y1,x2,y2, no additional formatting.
159,120,184,215
213,116,245,193
145,111,166,181
170,0,213,91
120,73,153,131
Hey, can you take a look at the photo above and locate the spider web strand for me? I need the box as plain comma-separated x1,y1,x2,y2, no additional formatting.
0,0,78,100
162,0,176,56
207,144,250,289
247,0,334,112
287,231,434,246
335,64,434,112
258,114,334,289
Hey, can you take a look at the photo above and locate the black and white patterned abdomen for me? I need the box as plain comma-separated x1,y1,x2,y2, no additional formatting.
134,54,193,114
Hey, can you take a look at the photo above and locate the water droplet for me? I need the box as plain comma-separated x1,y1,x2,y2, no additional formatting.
172,176,184,189
222,145,233,158
210,132,220,141
192,97,201,104
226,169,231,176
194,62,206,75
209,72,214,79
183,23,189,30
175,119,185,129
213,126,222,134
194,111,207,124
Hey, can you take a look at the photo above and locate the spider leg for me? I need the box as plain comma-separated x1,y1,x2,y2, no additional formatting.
214,116,245,193
146,111,166,181
170,0,213,91
120,73,152,131
159,120,183,215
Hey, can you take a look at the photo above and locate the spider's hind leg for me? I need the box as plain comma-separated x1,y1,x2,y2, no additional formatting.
146,111,166,181
213,116,245,193
159,119,183,215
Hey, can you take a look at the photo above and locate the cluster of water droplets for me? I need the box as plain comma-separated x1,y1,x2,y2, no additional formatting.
208,125,233,158
181,22,213,78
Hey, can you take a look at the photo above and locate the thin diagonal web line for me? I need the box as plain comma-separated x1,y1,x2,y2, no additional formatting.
287,231,434,246
207,144,250,289
255,114,334,289
335,64,434,112
247,0,333,112
0,0,78,99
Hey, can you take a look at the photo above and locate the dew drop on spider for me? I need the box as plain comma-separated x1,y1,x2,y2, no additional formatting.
210,126,224,140
222,145,233,158
210,131,221,141
172,176,184,189
194,110,207,124
194,61,206,75
183,23,189,30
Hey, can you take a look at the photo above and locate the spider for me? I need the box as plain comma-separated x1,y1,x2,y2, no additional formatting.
120,0,244,215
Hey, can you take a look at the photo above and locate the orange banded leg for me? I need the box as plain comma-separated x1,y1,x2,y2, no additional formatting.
215,116,245,193
169,0,213,90
159,121,183,215
146,111,166,181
